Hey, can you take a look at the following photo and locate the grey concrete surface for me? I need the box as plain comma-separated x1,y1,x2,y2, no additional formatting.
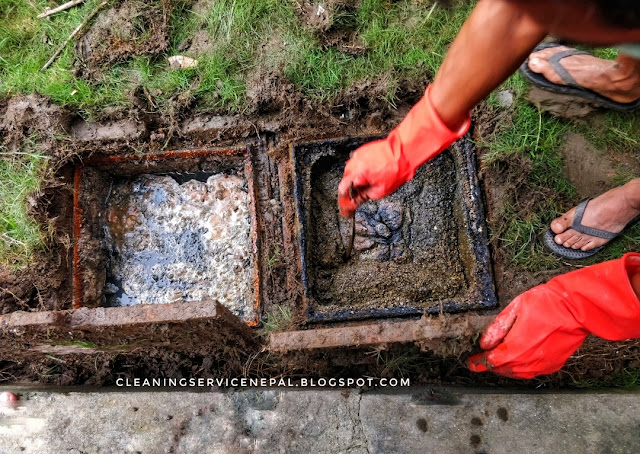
0,387,639,454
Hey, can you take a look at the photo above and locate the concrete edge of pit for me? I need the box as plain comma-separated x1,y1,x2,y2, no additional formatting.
289,135,498,323
0,301,260,357
268,314,494,353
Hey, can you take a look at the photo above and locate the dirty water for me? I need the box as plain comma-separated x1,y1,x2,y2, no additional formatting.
103,173,255,320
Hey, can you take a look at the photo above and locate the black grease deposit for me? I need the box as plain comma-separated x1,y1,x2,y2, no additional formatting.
291,136,497,322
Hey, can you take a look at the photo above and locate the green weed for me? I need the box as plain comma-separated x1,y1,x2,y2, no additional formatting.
261,306,293,335
368,346,426,378
0,146,49,269
267,245,281,268
572,367,640,389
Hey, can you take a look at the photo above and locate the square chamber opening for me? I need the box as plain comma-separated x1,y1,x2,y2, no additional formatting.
74,148,261,324
291,136,495,323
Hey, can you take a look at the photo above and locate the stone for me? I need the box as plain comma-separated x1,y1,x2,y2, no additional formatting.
496,89,514,108
390,245,404,260
378,201,403,231
354,237,375,252
168,55,199,69
372,221,391,239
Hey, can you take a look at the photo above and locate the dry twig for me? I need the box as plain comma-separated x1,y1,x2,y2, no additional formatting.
40,0,107,71
38,0,86,19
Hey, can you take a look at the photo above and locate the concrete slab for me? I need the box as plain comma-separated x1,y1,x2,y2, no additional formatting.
269,314,493,352
0,387,639,454
0,301,258,360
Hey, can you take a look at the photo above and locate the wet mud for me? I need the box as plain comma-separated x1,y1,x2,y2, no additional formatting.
310,153,467,306
293,137,496,322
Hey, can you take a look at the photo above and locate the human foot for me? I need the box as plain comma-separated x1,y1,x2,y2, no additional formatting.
528,45,640,103
550,179,640,252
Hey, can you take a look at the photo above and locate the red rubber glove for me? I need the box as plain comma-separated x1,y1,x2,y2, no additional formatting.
338,85,470,217
468,252,640,379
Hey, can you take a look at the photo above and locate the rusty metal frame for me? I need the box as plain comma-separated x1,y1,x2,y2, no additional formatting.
290,136,497,323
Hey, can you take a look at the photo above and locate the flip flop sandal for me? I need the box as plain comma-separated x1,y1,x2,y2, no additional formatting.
543,198,633,260
519,43,640,112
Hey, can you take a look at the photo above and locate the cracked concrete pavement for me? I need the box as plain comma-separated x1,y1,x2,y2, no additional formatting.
1,387,640,453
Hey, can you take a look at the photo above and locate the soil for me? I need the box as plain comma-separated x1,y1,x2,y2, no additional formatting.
526,86,599,119
561,131,615,198
75,0,172,81
294,138,494,322
1,5,639,388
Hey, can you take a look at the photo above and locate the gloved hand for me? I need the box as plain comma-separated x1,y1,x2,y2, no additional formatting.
337,85,470,217
468,252,640,379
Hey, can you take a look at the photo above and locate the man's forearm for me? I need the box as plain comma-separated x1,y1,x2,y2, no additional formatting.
430,0,546,130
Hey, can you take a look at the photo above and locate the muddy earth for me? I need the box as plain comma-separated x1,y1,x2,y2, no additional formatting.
297,140,496,323
310,153,466,306
0,1,638,388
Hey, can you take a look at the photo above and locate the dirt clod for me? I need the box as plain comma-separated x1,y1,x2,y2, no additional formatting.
75,0,172,80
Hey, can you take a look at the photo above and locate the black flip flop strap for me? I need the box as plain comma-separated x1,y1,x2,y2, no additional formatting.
571,199,618,240
548,49,591,88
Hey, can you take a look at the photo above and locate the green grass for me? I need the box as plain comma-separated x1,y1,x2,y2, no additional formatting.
260,306,293,335
577,110,640,153
368,346,427,378
481,73,578,270
266,245,281,268
0,0,131,117
1,0,471,116
480,58,640,271
571,367,640,389
0,147,49,269
286,0,472,100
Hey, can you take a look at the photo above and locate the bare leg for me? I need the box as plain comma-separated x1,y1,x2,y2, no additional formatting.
551,179,640,251
528,48,640,103
429,0,640,130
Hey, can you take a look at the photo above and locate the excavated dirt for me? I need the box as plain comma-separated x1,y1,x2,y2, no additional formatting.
1,5,640,387
75,0,172,81
525,86,600,119
0,95,74,314
561,131,618,199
